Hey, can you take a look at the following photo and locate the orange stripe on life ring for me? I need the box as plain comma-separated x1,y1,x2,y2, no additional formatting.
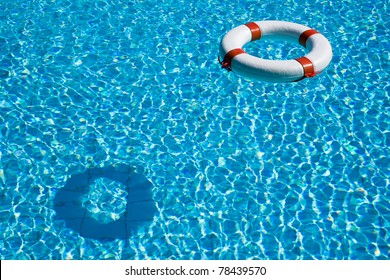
223,48,245,65
295,56,316,78
245,22,261,41
299,29,319,48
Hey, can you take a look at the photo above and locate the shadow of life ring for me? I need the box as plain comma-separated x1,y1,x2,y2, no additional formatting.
53,164,156,240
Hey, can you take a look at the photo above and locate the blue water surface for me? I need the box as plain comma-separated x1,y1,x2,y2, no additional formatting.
0,0,389,259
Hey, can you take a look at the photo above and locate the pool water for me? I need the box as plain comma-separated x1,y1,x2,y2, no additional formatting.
0,0,389,260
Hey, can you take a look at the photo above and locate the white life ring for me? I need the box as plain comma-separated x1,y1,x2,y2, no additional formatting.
219,20,332,82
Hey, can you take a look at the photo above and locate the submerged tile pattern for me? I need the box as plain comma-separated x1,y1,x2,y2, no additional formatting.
0,0,389,259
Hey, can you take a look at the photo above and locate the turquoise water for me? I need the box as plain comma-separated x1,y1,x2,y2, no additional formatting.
0,0,389,259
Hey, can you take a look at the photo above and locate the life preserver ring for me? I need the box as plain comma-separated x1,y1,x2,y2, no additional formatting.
219,20,332,82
